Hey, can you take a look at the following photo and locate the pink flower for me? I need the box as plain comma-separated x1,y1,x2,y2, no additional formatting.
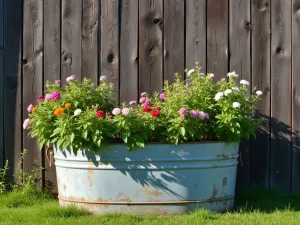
179,108,187,115
205,113,209,120
112,108,121,115
37,95,44,101
183,90,187,94
129,101,137,105
139,97,146,104
179,116,185,121
190,110,198,118
144,100,151,106
159,93,166,100
45,94,51,100
137,113,143,117
56,80,62,84
27,103,34,112
198,111,206,120
122,108,130,115
175,93,179,96
141,92,147,96
220,78,226,82
50,92,61,100
23,118,30,130
66,75,76,82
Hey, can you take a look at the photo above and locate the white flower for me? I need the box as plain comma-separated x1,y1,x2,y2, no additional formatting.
187,69,195,76
23,118,30,130
100,75,106,81
232,87,240,92
214,92,224,101
240,79,250,86
74,109,82,116
200,73,205,76
256,90,263,96
66,75,76,82
112,108,121,115
129,101,136,105
140,92,147,96
227,71,239,78
232,102,241,108
208,73,214,79
224,89,232,96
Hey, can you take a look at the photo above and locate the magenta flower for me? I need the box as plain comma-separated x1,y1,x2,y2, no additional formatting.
45,94,51,100
198,111,206,120
143,100,151,106
183,90,187,94
220,78,226,82
66,75,76,83
139,97,146,104
27,103,34,113
205,113,209,120
190,110,198,118
37,95,45,101
179,108,187,115
179,116,185,121
122,108,130,116
159,93,166,100
140,92,147,96
56,80,62,84
23,118,30,130
50,92,61,100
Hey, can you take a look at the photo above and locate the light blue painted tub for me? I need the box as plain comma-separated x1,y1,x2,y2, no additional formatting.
54,142,239,215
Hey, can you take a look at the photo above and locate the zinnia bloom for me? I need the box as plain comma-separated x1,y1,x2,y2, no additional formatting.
65,103,71,109
150,110,160,117
240,80,250,86
27,103,34,112
190,110,198,118
220,78,226,82
122,108,130,116
45,94,51,100
54,107,64,116
224,89,232,96
179,116,185,121
37,95,44,101
179,108,187,115
156,106,161,111
198,111,206,120
50,92,61,100
100,76,106,81
159,93,166,100
74,109,82,116
187,69,194,76
227,71,239,78
112,108,121,115
23,118,30,130
256,90,263,96
183,90,187,94
32,107,37,113
129,100,137,105
205,113,209,120
214,92,224,101
232,87,240,92
56,80,62,84
66,75,76,82
144,100,151,106
233,102,241,108
96,110,105,118
139,97,146,104
142,106,152,112
208,73,214,79
140,92,147,96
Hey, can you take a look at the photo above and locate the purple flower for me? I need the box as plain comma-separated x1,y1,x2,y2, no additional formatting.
66,75,76,83
122,108,130,116
179,108,187,115
139,97,146,104
56,80,62,84
144,100,151,106
159,93,166,100
179,116,185,121
23,118,30,130
220,78,226,82
205,113,209,120
50,92,61,100
183,90,187,94
190,110,198,118
198,111,206,120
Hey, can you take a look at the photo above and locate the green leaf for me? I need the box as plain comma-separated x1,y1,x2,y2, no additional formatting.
179,127,186,136
57,138,64,149
83,130,88,140
135,136,145,148
70,133,75,143
121,132,129,143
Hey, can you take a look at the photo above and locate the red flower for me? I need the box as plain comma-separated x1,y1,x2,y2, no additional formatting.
37,95,44,101
142,106,152,112
150,110,160,117
156,106,161,111
96,110,105,118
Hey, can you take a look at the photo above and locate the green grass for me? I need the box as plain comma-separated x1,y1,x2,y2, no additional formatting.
1,189,300,225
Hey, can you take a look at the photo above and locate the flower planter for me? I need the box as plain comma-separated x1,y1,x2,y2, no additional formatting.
54,142,239,215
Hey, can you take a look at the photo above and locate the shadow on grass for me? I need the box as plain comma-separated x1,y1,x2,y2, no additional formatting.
234,189,300,212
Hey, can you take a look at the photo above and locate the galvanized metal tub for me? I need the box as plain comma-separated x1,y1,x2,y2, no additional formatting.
54,142,239,215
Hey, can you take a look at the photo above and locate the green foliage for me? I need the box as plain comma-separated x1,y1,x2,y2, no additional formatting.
0,160,9,195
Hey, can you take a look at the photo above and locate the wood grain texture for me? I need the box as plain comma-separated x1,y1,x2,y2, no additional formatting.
82,0,99,83
101,0,119,91
120,0,138,103
163,0,184,81
44,0,60,193
61,0,82,84
292,0,300,193
22,0,43,172
207,0,229,80
270,0,292,194
139,0,163,94
0,0,3,169
251,0,271,189
229,0,251,193
186,0,206,73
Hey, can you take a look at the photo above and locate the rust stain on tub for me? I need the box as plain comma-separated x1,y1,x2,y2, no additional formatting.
63,185,67,191
222,177,228,187
144,185,164,197
89,179,93,187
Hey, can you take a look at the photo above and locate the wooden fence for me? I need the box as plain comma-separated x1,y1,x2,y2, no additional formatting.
1,0,300,194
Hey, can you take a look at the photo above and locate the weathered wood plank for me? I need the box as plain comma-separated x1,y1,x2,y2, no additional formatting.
44,0,60,193
229,0,251,193
270,0,292,194
101,0,119,92
61,0,82,84
251,0,271,189
186,0,206,73
120,0,138,103
163,0,184,81
3,0,22,179
22,0,43,174
139,0,163,94
0,0,3,169
207,0,229,80
82,0,99,83
292,0,300,194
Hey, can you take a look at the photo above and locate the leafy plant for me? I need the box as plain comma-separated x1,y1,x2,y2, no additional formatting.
0,160,9,195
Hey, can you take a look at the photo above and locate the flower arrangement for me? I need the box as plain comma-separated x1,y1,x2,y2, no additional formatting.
24,63,263,153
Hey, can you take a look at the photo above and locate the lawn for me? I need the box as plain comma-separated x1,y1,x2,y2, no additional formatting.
1,189,300,225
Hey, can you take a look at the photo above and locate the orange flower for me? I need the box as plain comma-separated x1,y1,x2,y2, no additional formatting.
54,107,64,116
32,107,37,113
65,103,71,109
